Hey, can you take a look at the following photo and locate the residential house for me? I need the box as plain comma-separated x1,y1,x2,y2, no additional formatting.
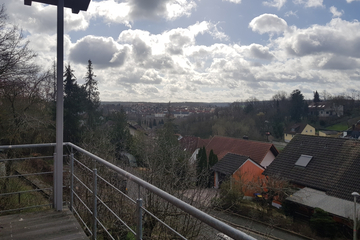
154,113,166,118
173,111,190,118
211,153,265,197
128,122,146,136
204,135,279,168
179,136,211,164
263,134,360,222
343,120,360,140
318,130,340,138
284,123,315,143
308,102,344,117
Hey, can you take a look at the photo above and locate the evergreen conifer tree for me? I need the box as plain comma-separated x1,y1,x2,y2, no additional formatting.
84,60,100,127
63,63,87,143
313,90,320,103
196,146,208,186
208,149,218,187
84,60,99,103
208,149,218,167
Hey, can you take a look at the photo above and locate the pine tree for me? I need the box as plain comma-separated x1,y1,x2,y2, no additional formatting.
84,60,99,105
63,63,87,143
290,89,305,122
63,63,76,96
84,60,100,128
109,108,130,156
208,150,218,187
313,90,320,103
196,146,208,186
208,149,218,167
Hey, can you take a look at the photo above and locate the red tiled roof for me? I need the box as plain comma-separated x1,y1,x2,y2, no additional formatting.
197,138,211,148
179,136,199,153
179,136,212,153
204,136,279,165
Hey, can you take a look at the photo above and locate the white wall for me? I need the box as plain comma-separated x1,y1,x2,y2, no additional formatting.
260,150,276,168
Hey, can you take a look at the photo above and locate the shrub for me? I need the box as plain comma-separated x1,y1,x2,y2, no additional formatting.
310,208,338,238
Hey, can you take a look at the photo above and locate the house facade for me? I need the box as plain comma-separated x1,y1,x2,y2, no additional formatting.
284,124,315,143
173,111,190,118
212,153,265,197
308,102,344,117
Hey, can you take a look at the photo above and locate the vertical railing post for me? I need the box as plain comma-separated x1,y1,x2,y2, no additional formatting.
70,152,74,212
53,152,56,209
55,0,64,212
136,198,143,240
93,168,97,240
138,185,141,199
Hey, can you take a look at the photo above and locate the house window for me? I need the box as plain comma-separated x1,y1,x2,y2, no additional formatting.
295,155,313,167
286,134,287,136
310,130,312,132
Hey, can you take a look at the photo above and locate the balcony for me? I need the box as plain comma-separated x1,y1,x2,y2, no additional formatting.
0,142,256,240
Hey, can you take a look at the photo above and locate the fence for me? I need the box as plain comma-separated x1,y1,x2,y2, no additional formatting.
0,143,256,240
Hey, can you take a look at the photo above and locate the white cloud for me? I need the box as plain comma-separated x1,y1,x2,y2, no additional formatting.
248,44,274,60
127,0,196,21
293,0,324,8
347,0,360,2
285,10,298,17
7,0,360,102
249,14,288,34
88,0,131,27
329,6,343,18
275,18,360,58
166,0,197,20
263,0,287,10
7,0,197,33
26,33,72,70
222,0,242,3
4,0,90,34
69,36,128,68
64,17,360,101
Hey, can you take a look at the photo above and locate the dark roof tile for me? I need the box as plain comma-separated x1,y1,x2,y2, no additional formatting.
211,153,250,176
263,134,360,201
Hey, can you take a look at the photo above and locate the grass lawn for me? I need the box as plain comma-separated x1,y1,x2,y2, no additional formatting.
326,123,349,131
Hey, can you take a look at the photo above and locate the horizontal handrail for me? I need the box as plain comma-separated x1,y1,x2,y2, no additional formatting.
0,143,57,149
0,155,53,162
67,142,256,240
0,171,54,179
0,203,53,214
0,188,53,197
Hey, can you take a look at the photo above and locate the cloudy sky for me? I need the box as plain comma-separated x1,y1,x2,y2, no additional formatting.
5,0,360,102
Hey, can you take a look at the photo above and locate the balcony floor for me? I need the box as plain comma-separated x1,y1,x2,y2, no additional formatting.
0,207,88,240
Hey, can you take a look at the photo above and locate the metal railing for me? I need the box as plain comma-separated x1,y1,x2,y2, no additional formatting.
0,143,257,240
0,143,57,214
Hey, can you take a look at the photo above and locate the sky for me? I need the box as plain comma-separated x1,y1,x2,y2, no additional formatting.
4,0,360,102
